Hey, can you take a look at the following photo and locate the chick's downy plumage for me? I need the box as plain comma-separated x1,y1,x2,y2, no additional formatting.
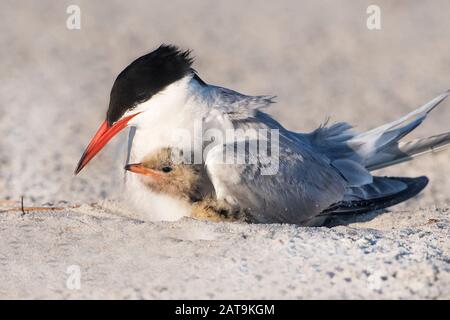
125,148,239,222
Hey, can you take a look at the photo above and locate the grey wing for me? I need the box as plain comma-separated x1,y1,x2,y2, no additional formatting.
201,87,446,224
204,137,347,225
206,85,275,120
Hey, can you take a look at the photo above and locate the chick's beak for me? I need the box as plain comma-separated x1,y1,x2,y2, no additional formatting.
124,163,163,178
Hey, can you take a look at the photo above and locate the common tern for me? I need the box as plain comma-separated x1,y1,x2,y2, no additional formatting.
75,44,450,224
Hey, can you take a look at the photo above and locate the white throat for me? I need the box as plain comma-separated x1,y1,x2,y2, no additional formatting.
123,75,209,220
126,75,208,162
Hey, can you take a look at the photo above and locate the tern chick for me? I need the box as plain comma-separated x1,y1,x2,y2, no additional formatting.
124,148,240,222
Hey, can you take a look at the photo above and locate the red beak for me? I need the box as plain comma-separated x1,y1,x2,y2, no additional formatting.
74,113,140,174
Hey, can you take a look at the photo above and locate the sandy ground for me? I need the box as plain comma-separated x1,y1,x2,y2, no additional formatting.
0,0,449,299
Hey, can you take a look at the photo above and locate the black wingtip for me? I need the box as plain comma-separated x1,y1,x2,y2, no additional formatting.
322,176,429,216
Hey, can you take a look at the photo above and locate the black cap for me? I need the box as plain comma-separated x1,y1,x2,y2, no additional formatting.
107,44,194,125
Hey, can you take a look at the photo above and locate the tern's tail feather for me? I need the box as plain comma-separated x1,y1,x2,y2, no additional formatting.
349,90,449,170
308,90,450,173
321,176,428,216
366,131,450,170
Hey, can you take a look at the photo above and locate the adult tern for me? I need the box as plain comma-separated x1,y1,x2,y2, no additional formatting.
75,44,450,224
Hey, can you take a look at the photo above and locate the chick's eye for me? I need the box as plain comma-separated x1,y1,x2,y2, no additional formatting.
162,166,172,173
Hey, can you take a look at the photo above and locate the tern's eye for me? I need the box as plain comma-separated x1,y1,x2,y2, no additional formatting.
161,166,173,173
